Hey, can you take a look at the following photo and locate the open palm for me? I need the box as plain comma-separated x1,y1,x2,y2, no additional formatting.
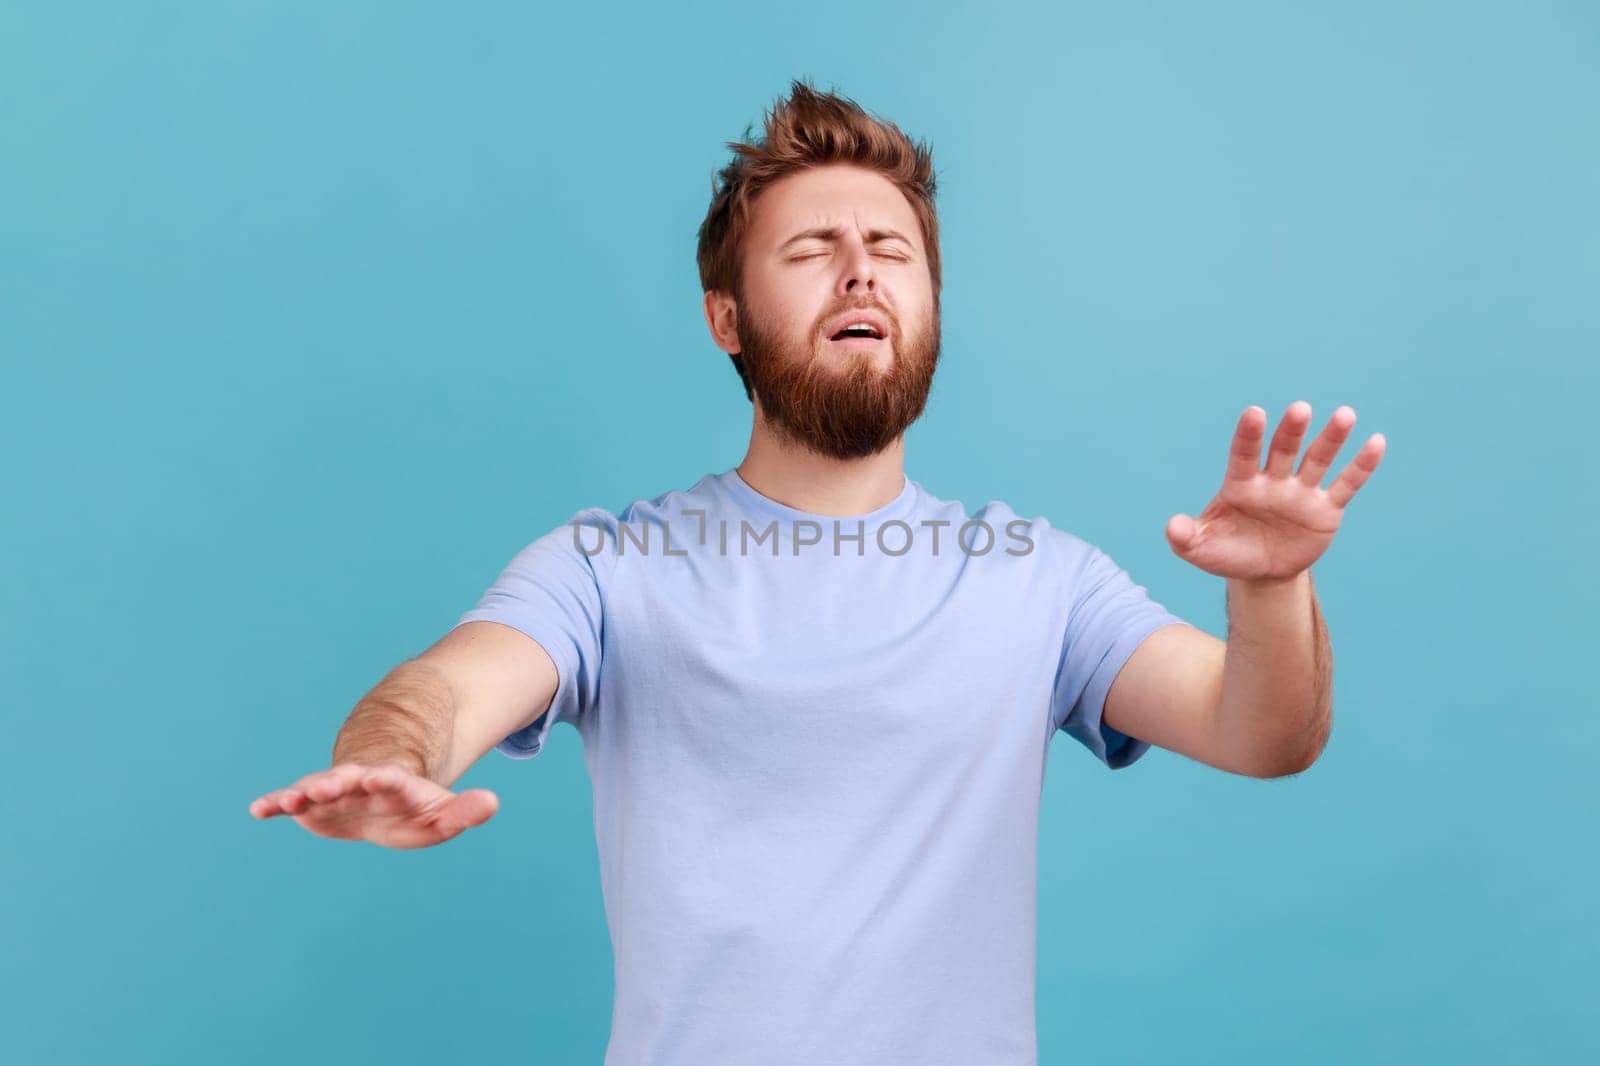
1166,401,1386,581
248,762,499,849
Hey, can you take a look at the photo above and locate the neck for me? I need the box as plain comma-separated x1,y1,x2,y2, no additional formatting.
736,412,907,517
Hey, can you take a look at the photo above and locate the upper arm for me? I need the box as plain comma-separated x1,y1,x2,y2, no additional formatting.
1050,532,1198,770
1101,622,1233,773
411,620,562,785
432,509,611,772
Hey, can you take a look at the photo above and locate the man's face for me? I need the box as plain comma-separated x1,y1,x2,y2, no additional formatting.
708,163,941,461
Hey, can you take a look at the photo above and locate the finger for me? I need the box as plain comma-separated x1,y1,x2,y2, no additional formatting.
292,761,373,793
1325,432,1387,508
430,789,500,842
1296,405,1357,488
1224,406,1268,482
359,764,414,795
249,786,305,818
303,763,369,804
1166,513,1198,549
1264,401,1313,478
350,764,446,818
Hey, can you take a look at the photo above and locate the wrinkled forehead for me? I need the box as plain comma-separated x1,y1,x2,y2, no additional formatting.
748,164,923,252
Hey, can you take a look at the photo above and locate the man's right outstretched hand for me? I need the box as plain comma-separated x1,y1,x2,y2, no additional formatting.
248,763,499,849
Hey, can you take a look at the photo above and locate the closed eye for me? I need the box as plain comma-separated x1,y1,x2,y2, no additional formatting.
788,252,910,263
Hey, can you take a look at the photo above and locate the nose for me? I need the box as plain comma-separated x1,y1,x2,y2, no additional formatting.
836,238,878,297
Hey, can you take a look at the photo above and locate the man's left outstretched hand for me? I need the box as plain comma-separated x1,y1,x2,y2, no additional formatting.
1166,401,1386,582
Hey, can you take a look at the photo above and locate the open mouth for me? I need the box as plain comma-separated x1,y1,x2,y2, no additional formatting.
829,324,886,343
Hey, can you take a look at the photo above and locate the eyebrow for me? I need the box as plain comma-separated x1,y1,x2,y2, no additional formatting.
778,225,915,252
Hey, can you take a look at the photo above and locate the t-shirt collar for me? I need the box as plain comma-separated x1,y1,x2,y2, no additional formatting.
719,466,919,525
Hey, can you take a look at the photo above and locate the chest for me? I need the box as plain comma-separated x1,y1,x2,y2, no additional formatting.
593,550,1063,782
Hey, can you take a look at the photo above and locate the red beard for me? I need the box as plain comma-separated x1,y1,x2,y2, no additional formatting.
735,297,941,460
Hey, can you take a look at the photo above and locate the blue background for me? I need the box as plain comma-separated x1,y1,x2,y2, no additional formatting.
4,2,1595,1062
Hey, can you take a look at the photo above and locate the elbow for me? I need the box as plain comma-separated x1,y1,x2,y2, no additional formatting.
1238,714,1331,780
1247,745,1322,779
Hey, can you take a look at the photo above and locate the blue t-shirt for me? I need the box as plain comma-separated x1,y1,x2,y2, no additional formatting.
454,467,1189,1066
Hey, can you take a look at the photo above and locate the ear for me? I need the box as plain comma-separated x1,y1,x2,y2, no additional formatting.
703,289,740,355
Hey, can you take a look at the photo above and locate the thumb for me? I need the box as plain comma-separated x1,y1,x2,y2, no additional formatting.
1165,513,1198,556
431,788,500,841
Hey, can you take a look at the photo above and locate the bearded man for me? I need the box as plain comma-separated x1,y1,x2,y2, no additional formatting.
250,79,1385,1066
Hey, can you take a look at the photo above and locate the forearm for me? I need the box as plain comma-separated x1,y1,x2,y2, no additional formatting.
1214,569,1332,777
331,660,459,784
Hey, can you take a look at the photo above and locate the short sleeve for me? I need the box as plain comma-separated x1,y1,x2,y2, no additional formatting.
451,508,612,759
1049,532,1188,770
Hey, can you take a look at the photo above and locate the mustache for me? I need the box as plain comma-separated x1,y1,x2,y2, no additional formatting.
815,300,896,338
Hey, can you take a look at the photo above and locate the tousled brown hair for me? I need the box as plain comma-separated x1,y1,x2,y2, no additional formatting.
696,79,941,401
